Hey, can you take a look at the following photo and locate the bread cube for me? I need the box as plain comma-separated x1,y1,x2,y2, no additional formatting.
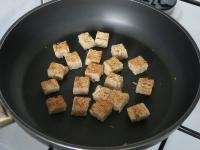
65,51,82,70
127,103,150,122
104,72,123,90
47,62,69,80
128,56,148,75
41,79,60,95
85,49,103,65
85,63,104,82
53,41,69,58
78,32,95,50
73,76,90,95
95,31,110,48
92,85,111,101
46,95,67,114
103,57,123,75
71,96,90,117
107,90,129,112
136,78,154,95
111,43,128,60
89,100,113,122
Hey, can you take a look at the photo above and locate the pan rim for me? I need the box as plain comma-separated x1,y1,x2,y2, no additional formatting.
0,0,200,149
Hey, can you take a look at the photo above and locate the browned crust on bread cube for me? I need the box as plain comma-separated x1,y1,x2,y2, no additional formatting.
85,49,103,65
95,31,110,48
104,72,123,90
46,95,67,114
107,90,129,112
78,32,95,50
103,57,123,75
128,56,148,75
92,85,111,101
85,63,104,82
127,103,150,122
47,62,69,80
65,51,82,70
73,76,90,95
136,78,154,95
111,43,128,60
53,41,69,58
40,79,60,95
71,96,90,117
89,100,113,122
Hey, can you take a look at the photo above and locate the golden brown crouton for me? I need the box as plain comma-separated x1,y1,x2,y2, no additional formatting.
71,96,90,117
135,78,154,95
111,43,128,60
89,100,113,122
46,95,67,114
107,90,129,112
85,63,104,82
104,72,123,90
78,32,95,50
128,56,148,75
127,103,150,122
53,41,69,58
92,85,111,101
73,76,90,95
95,31,110,48
40,79,60,95
47,62,69,80
65,51,82,70
85,49,103,65
103,57,123,75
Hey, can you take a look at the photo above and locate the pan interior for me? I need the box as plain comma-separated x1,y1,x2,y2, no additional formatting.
0,0,199,148
23,31,173,146
13,31,174,146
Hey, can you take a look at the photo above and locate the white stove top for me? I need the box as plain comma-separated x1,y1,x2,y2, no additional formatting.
0,0,200,150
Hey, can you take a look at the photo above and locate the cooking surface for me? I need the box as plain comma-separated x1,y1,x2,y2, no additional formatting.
0,0,200,150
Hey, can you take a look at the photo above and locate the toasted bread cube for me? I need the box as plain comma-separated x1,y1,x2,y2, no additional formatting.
128,56,148,75
73,76,90,95
47,62,69,80
136,78,154,95
103,57,123,75
85,63,104,82
95,31,110,48
111,43,128,60
85,49,103,65
53,41,69,58
46,95,67,114
90,100,113,122
41,79,60,95
104,73,123,90
107,90,129,112
127,103,150,122
71,96,90,117
78,32,95,50
92,85,111,101
65,51,82,70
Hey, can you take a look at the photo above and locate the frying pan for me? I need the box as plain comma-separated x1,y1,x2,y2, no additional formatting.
0,0,200,149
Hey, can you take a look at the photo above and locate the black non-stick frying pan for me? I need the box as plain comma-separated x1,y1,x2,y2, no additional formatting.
0,0,200,149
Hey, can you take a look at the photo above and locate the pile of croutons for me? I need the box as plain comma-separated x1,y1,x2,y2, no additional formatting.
40,31,154,123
